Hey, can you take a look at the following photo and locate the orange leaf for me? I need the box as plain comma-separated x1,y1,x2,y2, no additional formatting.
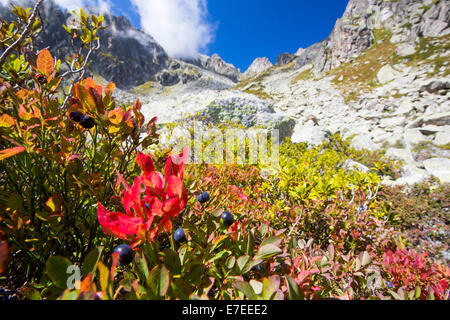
105,82,115,96
36,49,54,77
108,108,124,125
18,105,32,121
0,146,25,161
74,83,96,113
84,78,103,96
80,273,96,292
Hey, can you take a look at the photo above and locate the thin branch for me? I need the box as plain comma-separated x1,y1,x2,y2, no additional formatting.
60,38,100,111
288,208,303,236
0,0,44,67
348,185,356,205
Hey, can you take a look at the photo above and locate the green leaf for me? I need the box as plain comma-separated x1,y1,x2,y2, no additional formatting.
262,275,280,300
285,275,305,300
46,256,73,289
159,265,170,297
170,278,191,300
208,250,230,264
233,281,258,300
134,252,149,282
236,255,250,272
163,249,182,275
244,232,255,256
147,265,170,299
260,236,282,247
414,286,421,300
185,264,204,286
354,257,361,270
226,256,236,270
255,244,282,260
81,246,103,278
143,243,158,266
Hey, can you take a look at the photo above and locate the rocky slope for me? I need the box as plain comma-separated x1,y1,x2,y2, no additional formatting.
2,0,449,186
110,0,450,186
230,0,450,186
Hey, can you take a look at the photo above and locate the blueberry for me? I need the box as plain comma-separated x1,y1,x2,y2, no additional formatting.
36,74,46,84
221,211,234,227
113,244,134,266
174,228,186,243
197,191,210,204
386,281,394,289
79,115,95,129
69,111,83,123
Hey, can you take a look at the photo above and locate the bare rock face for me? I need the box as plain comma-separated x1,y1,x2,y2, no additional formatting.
186,54,241,83
243,57,273,79
275,53,297,66
294,0,450,73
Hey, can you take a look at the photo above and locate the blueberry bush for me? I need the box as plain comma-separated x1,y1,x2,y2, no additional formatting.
0,3,448,300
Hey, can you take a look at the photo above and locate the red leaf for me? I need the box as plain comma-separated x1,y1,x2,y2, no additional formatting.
0,241,8,274
142,171,165,200
166,175,183,199
97,203,142,240
137,152,155,175
164,147,189,180
162,197,181,217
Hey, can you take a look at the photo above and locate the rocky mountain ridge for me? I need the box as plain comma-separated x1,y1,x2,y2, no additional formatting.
232,0,450,186
0,0,242,89
133,0,450,186
1,0,449,186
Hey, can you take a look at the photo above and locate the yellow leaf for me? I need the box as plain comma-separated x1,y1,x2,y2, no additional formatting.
45,194,63,213
0,114,14,128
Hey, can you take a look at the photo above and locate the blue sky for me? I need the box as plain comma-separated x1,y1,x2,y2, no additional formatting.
110,0,349,72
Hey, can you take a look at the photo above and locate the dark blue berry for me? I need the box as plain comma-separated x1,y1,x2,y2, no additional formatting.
174,228,186,243
69,111,83,122
113,244,134,266
197,191,210,204
36,74,46,84
221,211,234,227
79,115,95,129
386,281,394,289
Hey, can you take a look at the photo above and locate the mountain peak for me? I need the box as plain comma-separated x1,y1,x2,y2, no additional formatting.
243,57,273,79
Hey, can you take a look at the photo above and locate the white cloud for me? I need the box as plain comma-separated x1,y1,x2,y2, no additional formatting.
0,0,215,58
130,0,215,58
54,0,110,14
